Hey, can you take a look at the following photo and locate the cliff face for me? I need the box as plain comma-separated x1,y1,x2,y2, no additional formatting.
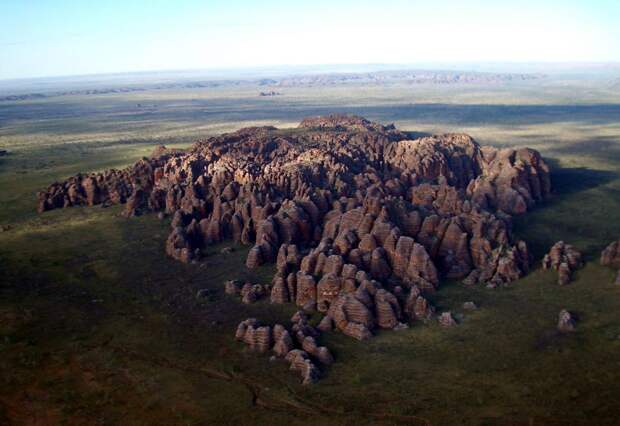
38,114,550,295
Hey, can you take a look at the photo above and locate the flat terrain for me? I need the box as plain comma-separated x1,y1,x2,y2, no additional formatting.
1,73,620,425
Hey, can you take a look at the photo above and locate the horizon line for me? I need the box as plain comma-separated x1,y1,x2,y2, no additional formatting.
2,61,620,84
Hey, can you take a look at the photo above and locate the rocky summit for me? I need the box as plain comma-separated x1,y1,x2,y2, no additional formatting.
38,114,550,291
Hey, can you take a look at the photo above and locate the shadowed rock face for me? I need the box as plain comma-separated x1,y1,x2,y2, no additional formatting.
37,115,550,296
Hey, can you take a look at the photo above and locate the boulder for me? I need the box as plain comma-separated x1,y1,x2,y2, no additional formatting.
557,309,577,333
439,312,458,327
462,301,478,310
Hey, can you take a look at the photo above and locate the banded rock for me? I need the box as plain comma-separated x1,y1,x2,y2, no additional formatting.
557,309,577,333
39,115,550,294
601,240,620,268
542,241,583,285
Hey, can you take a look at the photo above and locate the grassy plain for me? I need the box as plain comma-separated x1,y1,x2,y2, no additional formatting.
1,76,620,425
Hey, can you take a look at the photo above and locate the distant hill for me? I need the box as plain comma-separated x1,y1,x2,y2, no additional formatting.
273,70,544,86
0,69,545,102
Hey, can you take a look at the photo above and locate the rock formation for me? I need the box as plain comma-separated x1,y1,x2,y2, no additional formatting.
35,115,556,383
38,114,550,333
235,313,333,384
557,309,577,333
224,280,269,303
38,145,179,214
241,282,267,304
542,241,583,285
462,301,478,310
38,116,549,288
600,241,620,285
601,240,620,267
235,319,272,352
439,312,458,327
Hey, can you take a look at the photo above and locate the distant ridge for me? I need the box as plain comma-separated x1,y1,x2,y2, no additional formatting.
0,69,545,102
271,69,544,86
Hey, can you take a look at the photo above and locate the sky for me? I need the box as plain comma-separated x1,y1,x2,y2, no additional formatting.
1,0,619,80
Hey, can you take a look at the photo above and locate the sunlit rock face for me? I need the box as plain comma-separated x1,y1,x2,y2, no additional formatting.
38,114,550,299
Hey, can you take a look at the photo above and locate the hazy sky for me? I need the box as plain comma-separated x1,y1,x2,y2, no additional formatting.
1,0,619,80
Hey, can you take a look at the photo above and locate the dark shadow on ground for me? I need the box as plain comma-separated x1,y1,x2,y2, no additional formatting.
3,101,620,136
0,153,10,171
547,136,620,164
513,157,620,260
545,157,619,197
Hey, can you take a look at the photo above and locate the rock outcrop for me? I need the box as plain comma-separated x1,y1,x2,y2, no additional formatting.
557,309,577,333
600,241,620,285
37,146,179,214
542,241,583,285
38,115,550,291
225,281,268,303
601,240,620,267
240,283,269,304
235,319,272,352
439,312,458,327
235,313,333,384
37,115,558,384
462,301,478,310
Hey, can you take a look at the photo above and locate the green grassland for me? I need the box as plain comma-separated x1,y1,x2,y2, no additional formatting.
1,77,620,425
